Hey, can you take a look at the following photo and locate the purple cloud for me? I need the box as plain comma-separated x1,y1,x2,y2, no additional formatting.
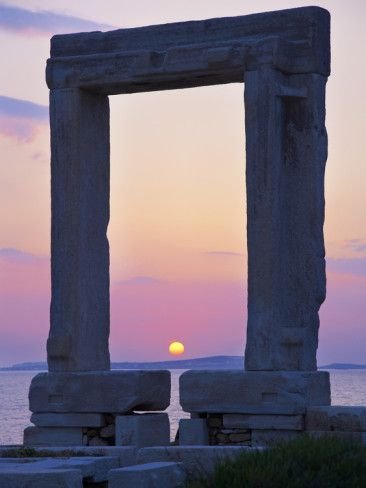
0,248,47,264
344,239,366,254
0,96,48,121
0,96,48,142
0,3,113,36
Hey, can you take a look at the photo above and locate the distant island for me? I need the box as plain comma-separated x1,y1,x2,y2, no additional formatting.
319,363,366,370
1,356,366,371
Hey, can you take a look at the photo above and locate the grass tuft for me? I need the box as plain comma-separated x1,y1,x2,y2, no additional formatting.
187,435,366,488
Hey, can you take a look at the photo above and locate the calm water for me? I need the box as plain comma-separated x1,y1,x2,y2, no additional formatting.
0,369,365,445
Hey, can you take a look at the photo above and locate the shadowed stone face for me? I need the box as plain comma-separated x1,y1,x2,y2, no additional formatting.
180,370,331,414
244,68,327,371
29,371,171,413
48,88,110,372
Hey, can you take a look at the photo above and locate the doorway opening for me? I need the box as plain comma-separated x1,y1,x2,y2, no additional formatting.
109,84,247,368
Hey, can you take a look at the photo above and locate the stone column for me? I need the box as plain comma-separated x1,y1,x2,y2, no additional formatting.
244,67,327,371
48,88,110,372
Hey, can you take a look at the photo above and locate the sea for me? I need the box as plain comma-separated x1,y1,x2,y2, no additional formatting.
0,369,365,446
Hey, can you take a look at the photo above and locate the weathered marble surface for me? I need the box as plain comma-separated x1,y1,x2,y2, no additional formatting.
179,419,209,446
244,67,327,371
46,6,330,379
47,7,330,94
34,7,331,448
223,414,304,430
31,413,105,427
115,414,170,448
24,427,83,447
29,371,171,413
49,88,110,372
180,370,330,414
306,406,366,432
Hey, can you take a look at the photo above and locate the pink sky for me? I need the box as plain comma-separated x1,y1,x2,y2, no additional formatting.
0,0,365,367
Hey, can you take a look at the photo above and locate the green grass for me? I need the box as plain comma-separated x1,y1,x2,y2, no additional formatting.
187,436,366,488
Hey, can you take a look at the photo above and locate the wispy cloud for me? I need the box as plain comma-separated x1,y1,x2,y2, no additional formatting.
327,257,366,277
203,251,244,257
0,248,47,264
116,276,165,286
0,3,113,37
344,239,366,254
0,96,48,142
0,96,48,121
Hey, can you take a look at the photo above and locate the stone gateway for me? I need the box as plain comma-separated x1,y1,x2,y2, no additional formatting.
24,6,347,455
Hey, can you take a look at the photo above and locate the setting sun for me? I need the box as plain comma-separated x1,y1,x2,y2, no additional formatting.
169,341,185,356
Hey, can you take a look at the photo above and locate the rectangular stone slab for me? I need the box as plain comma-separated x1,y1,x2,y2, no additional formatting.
179,419,209,445
180,370,330,414
115,413,170,448
306,406,366,432
223,414,304,430
23,427,83,447
31,413,105,427
47,7,330,94
29,371,170,413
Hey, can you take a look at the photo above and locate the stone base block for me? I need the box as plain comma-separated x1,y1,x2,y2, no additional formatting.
31,413,105,427
306,406,366,432
223,414,304,430
29,370,170,413
179,419,209,446
115,413,170,448
23,427,83,447
137,446,252,479
251,429,301,447
109,462,186,488
0,469,82,488
180,370,330,414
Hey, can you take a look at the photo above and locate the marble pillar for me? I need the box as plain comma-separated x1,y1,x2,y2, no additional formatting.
48,88,110,372
244,67,327,371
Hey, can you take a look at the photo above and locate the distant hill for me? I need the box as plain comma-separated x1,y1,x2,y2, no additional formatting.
0,362,47,371
319,363,366,370
0,355,244,371
113,355,244,370
2,357,366,371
